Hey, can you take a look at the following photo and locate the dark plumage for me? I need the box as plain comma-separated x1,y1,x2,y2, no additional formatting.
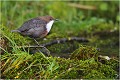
11,16,55,38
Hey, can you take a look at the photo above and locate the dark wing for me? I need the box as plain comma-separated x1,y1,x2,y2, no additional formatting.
18,17,47,32
25,26,47,38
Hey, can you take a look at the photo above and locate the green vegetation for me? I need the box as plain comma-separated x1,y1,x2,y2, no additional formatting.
0,1,119,79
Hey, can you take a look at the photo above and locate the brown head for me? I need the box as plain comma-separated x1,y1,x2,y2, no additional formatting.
39,15,55,23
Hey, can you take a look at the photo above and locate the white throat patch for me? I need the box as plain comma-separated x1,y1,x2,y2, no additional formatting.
46,20,54,32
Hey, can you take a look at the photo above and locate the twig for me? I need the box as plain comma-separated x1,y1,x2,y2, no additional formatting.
68,3,97,10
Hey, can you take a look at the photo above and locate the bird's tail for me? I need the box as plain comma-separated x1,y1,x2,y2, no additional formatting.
11,30,20,33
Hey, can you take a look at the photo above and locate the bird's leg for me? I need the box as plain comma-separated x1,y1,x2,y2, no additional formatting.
33,38,40,46
33,38,50,56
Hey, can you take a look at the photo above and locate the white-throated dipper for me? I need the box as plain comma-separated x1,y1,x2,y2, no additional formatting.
12,15,57,39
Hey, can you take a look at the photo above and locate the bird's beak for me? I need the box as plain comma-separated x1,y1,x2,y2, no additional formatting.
55,19,59,21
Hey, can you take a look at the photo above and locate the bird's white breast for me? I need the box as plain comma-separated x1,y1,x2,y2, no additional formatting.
46,20,54,32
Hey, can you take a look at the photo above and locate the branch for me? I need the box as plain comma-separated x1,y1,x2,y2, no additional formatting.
12,37,89,48
41,37,89,47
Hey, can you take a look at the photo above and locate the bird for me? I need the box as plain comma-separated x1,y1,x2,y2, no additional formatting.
12,15,57,39
11,15,58,55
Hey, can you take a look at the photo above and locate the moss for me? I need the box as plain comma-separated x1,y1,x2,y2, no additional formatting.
84,70,106,79
99,58,119,73
54,57,118,79
70,45,98,60
2,46,118,79
98,63,117,78
1,24,30,46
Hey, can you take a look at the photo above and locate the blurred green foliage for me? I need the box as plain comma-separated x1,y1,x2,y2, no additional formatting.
1,1,119,37
1,1,119,27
